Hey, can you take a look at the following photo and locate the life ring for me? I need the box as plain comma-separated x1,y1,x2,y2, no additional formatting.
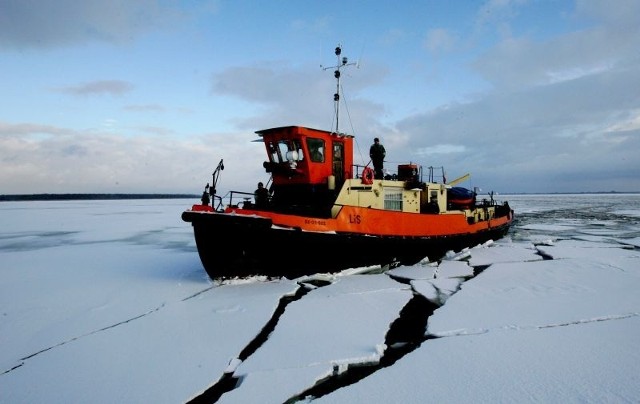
361,167,374,185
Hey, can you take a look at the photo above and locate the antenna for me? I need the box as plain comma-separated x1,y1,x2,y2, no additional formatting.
321,44,356,134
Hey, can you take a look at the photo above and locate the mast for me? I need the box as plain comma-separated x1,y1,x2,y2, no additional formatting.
322,45,356,134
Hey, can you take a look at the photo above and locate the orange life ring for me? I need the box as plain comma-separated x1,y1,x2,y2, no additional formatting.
361,167,374,185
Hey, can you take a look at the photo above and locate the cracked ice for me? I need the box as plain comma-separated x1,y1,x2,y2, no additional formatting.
1,194,640,403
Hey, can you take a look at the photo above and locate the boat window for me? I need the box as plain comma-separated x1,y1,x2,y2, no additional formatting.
293,139,304,161
332,142,344,182
271,139,303,163
333,144,342,160
267,142,280,163
307,138,325,163
384,190,403,211
430,190,438,203
276,141,290,163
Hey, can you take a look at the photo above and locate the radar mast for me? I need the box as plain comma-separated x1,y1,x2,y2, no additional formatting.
322,45,356,134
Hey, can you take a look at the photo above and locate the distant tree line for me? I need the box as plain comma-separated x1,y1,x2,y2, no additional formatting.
0,194,199,201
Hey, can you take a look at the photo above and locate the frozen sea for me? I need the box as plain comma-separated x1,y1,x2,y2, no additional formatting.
1,194,639,403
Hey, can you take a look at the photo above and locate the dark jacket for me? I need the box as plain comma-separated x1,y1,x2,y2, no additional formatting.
369,142,386,167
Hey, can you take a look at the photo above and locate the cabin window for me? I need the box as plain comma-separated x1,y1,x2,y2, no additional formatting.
384,190,403,211
267,142,279,163
430,190,438,203
333,144,342,159
307,138,325,163
332,142,344,182
270,140,303,165
293,139,304,161
276,141,290,163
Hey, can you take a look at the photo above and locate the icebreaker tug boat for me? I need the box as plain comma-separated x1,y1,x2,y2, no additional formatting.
182,46,514,279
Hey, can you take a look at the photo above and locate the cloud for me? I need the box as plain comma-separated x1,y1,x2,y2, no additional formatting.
476,0,526,23
2,0,637,195
604,111,640,133
290,16,331,34
394,62,640,193
0,121,76,137
423,28,456,53
210,61,389,137
575,0,640,29
124,104,166,113
205,6,639,194
415,144,466,156
472,0,640,90
0,0,187,49
54,80,134,96
379,29,406,46
0,120,264,194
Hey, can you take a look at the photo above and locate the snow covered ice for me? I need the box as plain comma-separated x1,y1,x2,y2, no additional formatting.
1,194,639,403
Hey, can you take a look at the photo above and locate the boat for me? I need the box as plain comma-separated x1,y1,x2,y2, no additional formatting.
181,45,514,279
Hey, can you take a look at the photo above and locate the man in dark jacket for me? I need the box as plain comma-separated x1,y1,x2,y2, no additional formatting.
254,181,269,208
369,137,386,179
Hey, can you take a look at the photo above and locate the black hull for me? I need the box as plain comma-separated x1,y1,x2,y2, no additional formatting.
182,211,512,279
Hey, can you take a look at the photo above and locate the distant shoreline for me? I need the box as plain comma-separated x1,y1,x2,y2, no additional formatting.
1,191,637,202
0,194,199,201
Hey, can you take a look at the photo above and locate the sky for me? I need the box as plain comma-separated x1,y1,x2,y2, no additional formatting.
1,0,639,195
1,195,639,402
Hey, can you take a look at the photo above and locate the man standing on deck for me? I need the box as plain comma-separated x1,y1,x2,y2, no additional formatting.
369,137,386,179
254,182,269,208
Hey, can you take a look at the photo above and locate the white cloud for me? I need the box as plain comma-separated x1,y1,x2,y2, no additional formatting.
1,1,639,195
0,0,186,48
604,111,640,133
0,122,265,195
415,144,466,156
423,28,456,53
472,1,640,90
54,80,134,96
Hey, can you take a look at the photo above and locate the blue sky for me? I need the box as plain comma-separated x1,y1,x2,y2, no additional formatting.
1,0,639,195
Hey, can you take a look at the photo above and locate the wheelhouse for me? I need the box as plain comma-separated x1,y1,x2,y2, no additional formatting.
258,126,353,216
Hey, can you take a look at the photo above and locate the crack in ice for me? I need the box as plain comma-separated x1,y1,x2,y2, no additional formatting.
2,304,166,375
429,312,640,339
